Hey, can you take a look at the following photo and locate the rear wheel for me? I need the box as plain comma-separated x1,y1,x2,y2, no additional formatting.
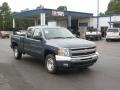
13,46,22,60
45,54,57,74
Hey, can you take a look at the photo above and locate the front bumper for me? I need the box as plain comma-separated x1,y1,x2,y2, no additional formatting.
55,52,99,68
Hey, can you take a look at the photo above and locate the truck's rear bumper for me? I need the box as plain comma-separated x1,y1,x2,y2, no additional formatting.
106,36,120,40
55,52,99,68
86,35,101,39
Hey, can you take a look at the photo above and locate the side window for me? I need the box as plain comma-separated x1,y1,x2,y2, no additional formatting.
27,28,34,38
33,28,42,40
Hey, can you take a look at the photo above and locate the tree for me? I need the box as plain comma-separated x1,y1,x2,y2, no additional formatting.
99,12,106,16
57,6,67,11
106,0,120,15
0,2,12,31
36,5,44,9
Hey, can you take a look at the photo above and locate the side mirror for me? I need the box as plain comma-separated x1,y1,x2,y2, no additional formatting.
33,36,43,40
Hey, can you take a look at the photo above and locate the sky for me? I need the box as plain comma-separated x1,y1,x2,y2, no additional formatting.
0,0,110,16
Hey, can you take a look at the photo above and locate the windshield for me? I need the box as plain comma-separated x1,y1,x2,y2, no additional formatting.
87,29,98,32
107,29,119,32
43,28,75,39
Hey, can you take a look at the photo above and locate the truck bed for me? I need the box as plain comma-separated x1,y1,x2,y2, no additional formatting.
11,35,25,53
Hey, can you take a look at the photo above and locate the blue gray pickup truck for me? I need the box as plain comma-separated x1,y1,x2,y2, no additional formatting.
11,26,99,73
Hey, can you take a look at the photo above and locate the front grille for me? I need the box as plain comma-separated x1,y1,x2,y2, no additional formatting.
70,47,96,57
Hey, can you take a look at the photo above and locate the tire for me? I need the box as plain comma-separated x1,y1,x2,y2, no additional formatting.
13,46,22,60
86,37,90,40
45,54,57,74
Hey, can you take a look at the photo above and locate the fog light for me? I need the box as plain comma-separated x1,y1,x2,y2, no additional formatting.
63,63,69,67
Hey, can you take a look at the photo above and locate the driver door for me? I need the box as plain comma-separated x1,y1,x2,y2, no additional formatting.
30,28,44,57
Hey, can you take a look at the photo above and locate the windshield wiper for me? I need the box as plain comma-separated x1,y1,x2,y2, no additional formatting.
51,37,66,39
48,37,75,39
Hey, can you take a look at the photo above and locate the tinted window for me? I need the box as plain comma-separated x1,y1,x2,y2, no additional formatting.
87,28,98,32
107,29,119,32
27,28,34,38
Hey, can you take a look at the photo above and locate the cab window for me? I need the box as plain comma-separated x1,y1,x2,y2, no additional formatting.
32,28,42,40
27,28,34,38
107,29,119,32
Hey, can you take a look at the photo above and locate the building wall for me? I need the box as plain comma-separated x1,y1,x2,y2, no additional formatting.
78,15,120,29
91,15,120,29
56,20,67,28
48,15,120,30
91,17,110,29
111,16,120,22
78,18,90,27
48,20,67,28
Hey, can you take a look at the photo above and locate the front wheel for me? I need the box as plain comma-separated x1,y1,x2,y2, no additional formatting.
45,54,57,74
13,46,22,60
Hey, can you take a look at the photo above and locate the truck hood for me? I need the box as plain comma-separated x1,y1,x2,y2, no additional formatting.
46,38,96,48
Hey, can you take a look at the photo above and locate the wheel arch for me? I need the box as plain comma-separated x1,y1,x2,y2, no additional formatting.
12,41,18,48
44,49,56,59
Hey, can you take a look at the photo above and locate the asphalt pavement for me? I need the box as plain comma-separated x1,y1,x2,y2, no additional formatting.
0,38,120,90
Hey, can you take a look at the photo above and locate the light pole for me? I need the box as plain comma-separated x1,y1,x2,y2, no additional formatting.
97,0,99,29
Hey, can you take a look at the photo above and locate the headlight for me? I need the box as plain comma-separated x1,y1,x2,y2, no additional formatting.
57,48,70,56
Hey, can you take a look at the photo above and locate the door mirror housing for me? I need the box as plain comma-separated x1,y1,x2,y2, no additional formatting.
33,36,43,40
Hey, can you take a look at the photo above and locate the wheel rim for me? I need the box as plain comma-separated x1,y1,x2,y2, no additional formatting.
14,48,18,57
47,58,54,72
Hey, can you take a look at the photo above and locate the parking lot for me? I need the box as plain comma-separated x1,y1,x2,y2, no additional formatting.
0,38,120,90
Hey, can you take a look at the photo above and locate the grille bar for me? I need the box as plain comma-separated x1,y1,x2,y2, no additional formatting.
70,47,96,57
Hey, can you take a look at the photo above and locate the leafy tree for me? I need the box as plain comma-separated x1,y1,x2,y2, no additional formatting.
106,0,120,15
36,5,44,9
0,2,12,31
57,6,67,11
99,12,106,16
0,2,34,31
